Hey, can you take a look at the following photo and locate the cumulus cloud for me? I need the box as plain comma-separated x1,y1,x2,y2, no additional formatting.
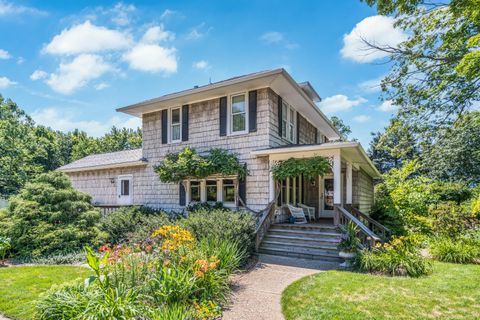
0,0,46,16
260,31,298,49
353,115,371,123
30,69,48,80
0,49,11,59
46,54,112,94
141,25,175,43
31,107,141,137
123,44,177,74
43,20,132,55
341,15,407,63
193,60,209,70
319,95,367,114
377,100,397,112
0,76,16,88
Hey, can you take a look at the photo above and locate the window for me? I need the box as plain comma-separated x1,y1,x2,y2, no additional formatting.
289,108,295,142
190,181,201,202
206,180,217,202
282,102,288,138
120,179,130,196
230,94,247,133
223,179,235,203
281,101,296,142
171,107,181,142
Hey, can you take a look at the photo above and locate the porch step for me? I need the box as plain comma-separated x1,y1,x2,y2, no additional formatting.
270,223,338,232
263,234,340,247
267,228,342,239
261,240,339,253
258,243,342,263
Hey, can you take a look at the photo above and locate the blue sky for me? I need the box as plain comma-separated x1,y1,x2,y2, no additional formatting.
0,0,405,147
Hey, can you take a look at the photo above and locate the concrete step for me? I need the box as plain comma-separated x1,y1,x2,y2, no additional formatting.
267,228,342,240
261,240,339,253
258,244,342,262
263,235,340,248
271,223,338,232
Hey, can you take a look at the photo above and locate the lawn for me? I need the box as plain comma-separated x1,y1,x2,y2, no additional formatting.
282,262,480,320
0,265,91,320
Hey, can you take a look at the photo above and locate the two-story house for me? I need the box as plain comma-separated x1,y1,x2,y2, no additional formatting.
58,69,380,221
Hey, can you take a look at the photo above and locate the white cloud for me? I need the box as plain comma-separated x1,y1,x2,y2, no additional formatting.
30,69,48,80
319,95,367,114
43,20,132,55
141,25,175,43
160,9,177,20
186,22,210,40
0,76,16,89
358,76,384,93
0,1,46,16
193,60,209,70
17,57,24,64
46,54,112,94
0,49,10,59
377,100,397,112
260,31,298,49
353,115,371,123
31,107,141,137
110,3,135,26
95,82,110,90
341,15,408,63
123,44,177,74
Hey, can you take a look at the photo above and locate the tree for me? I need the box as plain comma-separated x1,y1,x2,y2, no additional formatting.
363,0,480,128
0,171,106,257
330,116,352,139
99,126,142,153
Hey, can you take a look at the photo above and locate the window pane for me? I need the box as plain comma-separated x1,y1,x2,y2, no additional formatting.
232,95,245,113
172,124,181,141
191,181,200,201
232,113,246,132
282,103,288,120
121,180,129,196
289,124,294,141
289,109,294,124
223,179,235,202
172,108,180,124
282,120,287,138
206,180,217,202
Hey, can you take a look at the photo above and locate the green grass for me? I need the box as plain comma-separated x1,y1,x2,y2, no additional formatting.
282,262,480,320
0,265,91,320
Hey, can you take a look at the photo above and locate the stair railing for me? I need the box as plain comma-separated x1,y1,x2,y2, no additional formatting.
334,205,382,248
346,205,391,241
253,200,277,252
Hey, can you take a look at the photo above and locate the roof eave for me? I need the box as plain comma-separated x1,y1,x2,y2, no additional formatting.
57,160,148,173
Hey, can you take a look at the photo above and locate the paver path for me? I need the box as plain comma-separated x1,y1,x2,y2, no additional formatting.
223,254,338,320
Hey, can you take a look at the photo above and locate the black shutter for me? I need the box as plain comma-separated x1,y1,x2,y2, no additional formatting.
278,95,283,137
219,96,227,136
161,109,168,144
296,111,300,144
182,104,189,141
314,128,318,144
238,164,247,206
248,90,257,132
179,183,186,206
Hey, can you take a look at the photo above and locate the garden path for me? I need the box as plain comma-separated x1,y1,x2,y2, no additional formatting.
223,254,338,320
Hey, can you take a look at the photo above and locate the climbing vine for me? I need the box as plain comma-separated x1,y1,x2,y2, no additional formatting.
271,156,330,180
154,147,247,183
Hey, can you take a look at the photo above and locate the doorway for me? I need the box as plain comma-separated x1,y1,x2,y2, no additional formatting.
319,175,335,218
117,175,133,205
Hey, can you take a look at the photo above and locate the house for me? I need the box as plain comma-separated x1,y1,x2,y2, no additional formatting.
58,69,380,221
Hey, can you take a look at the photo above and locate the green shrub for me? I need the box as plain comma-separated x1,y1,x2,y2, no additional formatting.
430,202,479,237
430,236,480,264
13,250,85,265
0,236,11,263
100,206,171,244
180,209,256,257
355,236,432,277
0,171,106,257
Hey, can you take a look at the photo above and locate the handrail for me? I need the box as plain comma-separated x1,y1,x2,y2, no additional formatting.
335,205,382,248
347,205,391,241
253,200,277,252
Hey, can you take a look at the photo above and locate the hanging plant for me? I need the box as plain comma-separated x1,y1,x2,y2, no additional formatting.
271,156,330,180
154,147,247,183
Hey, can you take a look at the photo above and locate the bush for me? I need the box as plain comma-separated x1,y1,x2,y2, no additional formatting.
0,171,106,257
430,236,480,264
180,209,256,256
0,236,11,263
13,250,85,265
430,202,479,237
100,206,171,244
355,236,432,277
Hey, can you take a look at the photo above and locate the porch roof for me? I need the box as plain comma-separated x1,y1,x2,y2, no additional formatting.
251,142,381,178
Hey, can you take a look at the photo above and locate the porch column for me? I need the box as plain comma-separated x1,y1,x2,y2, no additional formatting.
269,161,275,202
333,152,341,205
346,162,353,204
185,180,191,204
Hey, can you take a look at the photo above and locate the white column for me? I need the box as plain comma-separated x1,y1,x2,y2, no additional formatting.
217,179,223,202
200,180,206,202
269,161,275,202
185,180,191,204
333,153,342,205
346,162,352,204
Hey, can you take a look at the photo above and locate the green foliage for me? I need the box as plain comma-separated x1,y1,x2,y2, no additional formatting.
155,147,247,183
0,236,11,263
13,250,85,265
180,208,256,257
0,171,106,257
430,202,479,237
271,156,330,180
356,236,432,277
338,222,360,252
100,206,172,245
330,116,351,139
430,236,480,264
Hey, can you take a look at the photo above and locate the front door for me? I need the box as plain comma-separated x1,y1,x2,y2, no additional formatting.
117,175,133,205
303,176,319,219
320,175,335,218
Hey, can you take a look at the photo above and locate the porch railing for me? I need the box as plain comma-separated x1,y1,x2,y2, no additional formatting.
346,205,391,241
334,205,383,248
253,200,277,252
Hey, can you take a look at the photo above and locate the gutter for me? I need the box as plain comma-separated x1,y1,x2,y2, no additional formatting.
57,160,148,173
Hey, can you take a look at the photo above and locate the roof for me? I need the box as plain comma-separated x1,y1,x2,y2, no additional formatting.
251,142,381,178
116,68,342,140
57,148,147,173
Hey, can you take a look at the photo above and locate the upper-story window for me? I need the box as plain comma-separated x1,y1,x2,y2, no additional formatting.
230,93,247,134
282,101,296,143
171,107,181,142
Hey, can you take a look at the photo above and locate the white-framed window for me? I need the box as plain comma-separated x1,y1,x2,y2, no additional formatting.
185,177,238,206
170,107,181,142
282,101,296,143
229,93,248,134
206,180,217,202
222,179,236,204
190,181,201,202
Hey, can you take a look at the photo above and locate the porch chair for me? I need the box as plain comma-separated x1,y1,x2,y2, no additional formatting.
298,203,315,222
287,204,308,224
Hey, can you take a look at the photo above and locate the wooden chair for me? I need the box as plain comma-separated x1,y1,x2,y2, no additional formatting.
298,203,315,221
287,204,308,224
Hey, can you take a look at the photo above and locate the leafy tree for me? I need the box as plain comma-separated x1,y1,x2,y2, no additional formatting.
0,171,106,257
363,0,480,128
330,116,352,139
99,126,142,153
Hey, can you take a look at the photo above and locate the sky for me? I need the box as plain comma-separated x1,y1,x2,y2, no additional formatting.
0,0,405,147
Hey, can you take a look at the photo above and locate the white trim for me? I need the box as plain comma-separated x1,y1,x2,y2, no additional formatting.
117,174,133,205
281,99,297,143
58,161,147,173
346,162,353,204
169,106,182,143
228,92,249,135
183,176,239,207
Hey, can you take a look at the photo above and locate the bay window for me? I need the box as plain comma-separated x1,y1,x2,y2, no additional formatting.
184,177,237,206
